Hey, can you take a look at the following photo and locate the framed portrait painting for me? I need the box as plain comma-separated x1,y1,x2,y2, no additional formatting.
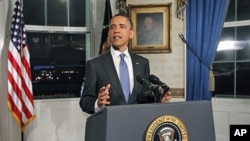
129,4,171,53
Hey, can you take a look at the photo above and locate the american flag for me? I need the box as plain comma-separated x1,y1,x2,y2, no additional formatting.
7,0,35,131
98,0,112,54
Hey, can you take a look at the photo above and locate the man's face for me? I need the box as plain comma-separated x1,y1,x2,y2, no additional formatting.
144,18,153,30
108,16,134,51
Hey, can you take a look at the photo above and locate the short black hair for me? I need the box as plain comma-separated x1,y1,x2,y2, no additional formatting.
111,13,133,30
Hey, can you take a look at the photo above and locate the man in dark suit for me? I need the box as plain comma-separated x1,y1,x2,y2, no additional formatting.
79,14,171,114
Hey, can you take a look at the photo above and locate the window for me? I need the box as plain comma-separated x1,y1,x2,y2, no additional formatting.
24,0,92,99
213,0,250,98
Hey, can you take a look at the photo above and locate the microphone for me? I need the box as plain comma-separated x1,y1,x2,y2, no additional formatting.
136,75,162,103
149,74,170,93
136,75,159,91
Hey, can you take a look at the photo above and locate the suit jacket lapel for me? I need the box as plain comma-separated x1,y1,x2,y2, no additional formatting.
130,53,142,97
101,52,126,101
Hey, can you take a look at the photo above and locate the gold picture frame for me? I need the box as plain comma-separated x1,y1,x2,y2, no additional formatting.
129,4,171,53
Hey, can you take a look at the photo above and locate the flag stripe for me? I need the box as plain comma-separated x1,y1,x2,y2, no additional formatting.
8,0,35,131
7,56,29,126
8,75,24,125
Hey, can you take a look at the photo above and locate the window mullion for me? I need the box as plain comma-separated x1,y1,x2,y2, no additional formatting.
67,0,70,26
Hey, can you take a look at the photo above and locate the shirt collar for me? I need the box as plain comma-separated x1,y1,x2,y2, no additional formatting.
110,46,129,58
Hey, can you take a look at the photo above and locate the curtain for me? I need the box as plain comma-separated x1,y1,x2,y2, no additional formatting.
185,0,229,100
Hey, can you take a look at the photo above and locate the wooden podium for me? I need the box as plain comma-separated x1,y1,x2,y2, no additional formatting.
85,101,215,141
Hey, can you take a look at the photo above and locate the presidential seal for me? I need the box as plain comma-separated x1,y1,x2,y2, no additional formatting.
144,115,188,141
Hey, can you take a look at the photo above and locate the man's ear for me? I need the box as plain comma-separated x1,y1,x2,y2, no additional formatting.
129,30,134,39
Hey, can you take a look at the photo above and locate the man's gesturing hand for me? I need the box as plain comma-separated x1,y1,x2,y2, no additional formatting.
97,84,111,108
